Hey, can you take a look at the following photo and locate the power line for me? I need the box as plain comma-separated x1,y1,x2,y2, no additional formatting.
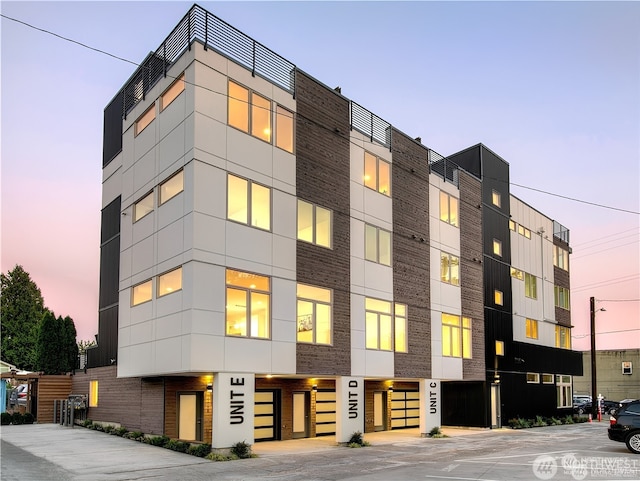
572,240,640,261
572,274,640,293
573,227,640,248
572,328,640,339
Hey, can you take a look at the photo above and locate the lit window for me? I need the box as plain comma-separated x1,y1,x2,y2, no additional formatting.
226,269,270,339
495,340,504,356
395,303,407,353
157,267,182,298
439,191,459,227
365,224,391,266
159,170,184,205
135,104,155,136
509,220,516,231
442,314,471,358
556,375,572,408
161,73,185,110
526,318,538,339
554,286,570,310
494,290,503,306
276,105,294,153
365,298,392,351
296,284,332,345
524,228,531,239
510,267,524,281
134,191,154,222
89,380,98,407
492,190,501,208
555,326,571,349
542,374,554,384
493,239,502,257
131,279,152,306
297,200,332,248
518,225,525,236
440,252,460,286
363,151,391,196
525,273,537,299
228,80,273,144
227,174,271,231
553,246,569,271
526,373,540,383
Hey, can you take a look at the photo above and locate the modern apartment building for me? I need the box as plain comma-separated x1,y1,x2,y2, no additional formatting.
75,5,581,447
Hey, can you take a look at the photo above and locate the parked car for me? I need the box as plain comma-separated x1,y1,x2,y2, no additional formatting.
573,394,592,404
574,399,619,415
608,400,640,454
9,384,28,406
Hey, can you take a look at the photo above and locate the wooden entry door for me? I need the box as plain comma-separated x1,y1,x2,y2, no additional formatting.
178,392,203,441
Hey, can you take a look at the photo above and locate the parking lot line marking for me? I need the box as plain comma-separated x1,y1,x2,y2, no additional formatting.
424,476,500,481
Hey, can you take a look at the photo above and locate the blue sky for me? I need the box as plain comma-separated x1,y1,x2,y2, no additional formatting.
2,1,638,349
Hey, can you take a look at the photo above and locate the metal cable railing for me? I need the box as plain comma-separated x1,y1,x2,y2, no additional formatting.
429,150,459,187
553,220,570,244
350,101,392,149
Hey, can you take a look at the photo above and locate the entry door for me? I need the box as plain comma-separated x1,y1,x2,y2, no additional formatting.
178,392,203,441
491,384,501,428
292,391,310,438
373,391,387,431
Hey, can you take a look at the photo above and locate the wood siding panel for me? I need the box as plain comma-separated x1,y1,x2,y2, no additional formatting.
35,376,73,423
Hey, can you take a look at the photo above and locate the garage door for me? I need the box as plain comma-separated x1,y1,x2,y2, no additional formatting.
390,390,420,429
315,390,336,435
254,390,279,441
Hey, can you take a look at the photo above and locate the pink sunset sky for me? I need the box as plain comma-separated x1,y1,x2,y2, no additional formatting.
2,1,638,351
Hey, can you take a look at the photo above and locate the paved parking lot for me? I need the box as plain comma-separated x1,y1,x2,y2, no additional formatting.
2,421,638,480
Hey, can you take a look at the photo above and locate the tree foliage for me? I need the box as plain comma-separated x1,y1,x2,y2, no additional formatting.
0,265,45,370
35,312,80,374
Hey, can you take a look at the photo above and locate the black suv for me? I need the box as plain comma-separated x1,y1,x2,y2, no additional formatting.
608,400,640,454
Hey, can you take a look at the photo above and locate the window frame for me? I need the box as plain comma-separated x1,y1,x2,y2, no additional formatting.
364,224,392,266
131,279,153,306
526,318,539,339
135,104,155,136
556,375,572,408
525,273,537,299
275,105,294,153
89,380,99,407
365,297,393,351
442,313,472,359
494,290,504,306
297,199,332,248
542,373,554,384
394,303,408,353
492,190,501,208
225,269,271,339
133,191,154,222
554,246,569,271
554,286,570,310
439,191,459,227
363,151,391,196
227,174,272,231
159,169,184,206
555,325,571,349
526,373,540,384
296,283,332,345
510,267,524,281
440,252,460,286
493,239,502,257
160,73,185,111
157,266,182,298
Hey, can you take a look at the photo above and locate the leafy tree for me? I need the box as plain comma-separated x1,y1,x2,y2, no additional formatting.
0,265,45,370
77,339,97,354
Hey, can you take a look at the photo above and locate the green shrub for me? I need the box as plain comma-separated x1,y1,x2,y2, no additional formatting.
103,424,115,434
428,426,448,438
166,439,190,453
188,443,212,457
533,416,547,427
23,412,35,424
550,417,562,425
563,415,574,424
206,452,234,462
147,435,170,447
83,419,93,428
11,413,24,425
230,441,253,459
508,417,532,429
1,412,12,425
126,431,144,441
114,427,128,437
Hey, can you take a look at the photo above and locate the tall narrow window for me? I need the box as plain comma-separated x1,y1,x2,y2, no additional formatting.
296,284,332,345
227,174,271,231
135,104,155,136
276,105,294,153
526,318,538,339
509,220,516,231
89,380,99,407
131,279,152,306
228,81,249,132
525,273,537,299
442,314,461,357
134,191,154,222
493,239,502,257
226,269,270,339
555,326,571,349
297,200,332,248
365,298,392,351
363,152,391,196
494,290,504,306
440,252,460,286
554,286,570,310
554,246,569,271
159,170,184,205
157,267,182,298
161,73,185,110
439,191,459,227
365,224,391,266
462,317,472,359
492,190,501,208
394,303,407,353
251,92,271,142
556,375,572,407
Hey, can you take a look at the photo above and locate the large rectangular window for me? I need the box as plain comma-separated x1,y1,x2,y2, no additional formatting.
554,286,570,310
131,279,152,306
227,174,271,231
394,303,407,353
439,191,459,227
157,267,182,298
440,252,460,286
228,80,276,144
160,73,185,110
555,325,571,349
365,298,392,351
226,269,270,339
442,314,472,359
297,200,332,248
526,318,538,339
554,246,569,271
556,375,572,408
159,170,184,205
89,380,98,407
297,284,332,345
525,273,537,299
135,104,155,136
365,224,391,266
363,151,391,196
134,191,154,222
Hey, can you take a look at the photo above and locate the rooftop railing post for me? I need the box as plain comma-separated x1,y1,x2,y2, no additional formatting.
188,10,192,51
204,11,208,50
252,41,256,77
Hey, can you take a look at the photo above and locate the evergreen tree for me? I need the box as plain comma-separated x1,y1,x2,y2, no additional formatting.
0,265,45,370
35,310,64,374
62,316,79,371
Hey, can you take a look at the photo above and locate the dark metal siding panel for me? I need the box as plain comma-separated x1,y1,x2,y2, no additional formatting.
86,306,118,368
99,237,120,309
294,70,351,376
441,381,487,427
103,91,123,167
100,196,121,244
448,145,482,178
391,129,431,379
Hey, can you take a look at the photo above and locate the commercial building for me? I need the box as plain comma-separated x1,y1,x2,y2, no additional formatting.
75,4,581,447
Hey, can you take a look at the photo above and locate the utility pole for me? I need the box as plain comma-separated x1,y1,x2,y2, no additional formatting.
590,296,598,419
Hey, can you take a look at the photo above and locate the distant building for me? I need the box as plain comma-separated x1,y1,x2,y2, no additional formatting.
574,349,639,402
74,4,582,447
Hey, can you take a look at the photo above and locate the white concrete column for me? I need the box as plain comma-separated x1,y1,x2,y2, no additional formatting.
419,379,441,436
335,376,364,443
211,372,255,449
